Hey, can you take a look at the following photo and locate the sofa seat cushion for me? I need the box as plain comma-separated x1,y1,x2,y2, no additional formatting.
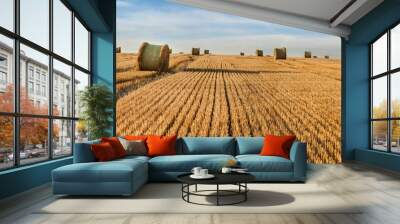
53,159,147,183
117,155,150,162
149,155,235,172
236,155,293,172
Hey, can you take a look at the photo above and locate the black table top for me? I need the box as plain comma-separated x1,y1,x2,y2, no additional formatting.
177,172,255,185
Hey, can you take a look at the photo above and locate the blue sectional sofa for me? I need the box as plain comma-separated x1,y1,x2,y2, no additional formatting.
52,137,307,196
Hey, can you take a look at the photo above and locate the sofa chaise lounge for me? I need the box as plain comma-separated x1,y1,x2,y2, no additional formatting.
52,137,307,196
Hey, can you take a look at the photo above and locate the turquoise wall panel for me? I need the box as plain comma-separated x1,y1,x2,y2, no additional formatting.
343,0,400,171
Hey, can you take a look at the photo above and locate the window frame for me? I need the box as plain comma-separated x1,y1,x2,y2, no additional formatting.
370,21,400,154
0,0,92,171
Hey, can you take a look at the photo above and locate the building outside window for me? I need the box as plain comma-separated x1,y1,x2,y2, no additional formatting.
371,23,400,154
41,73,46,83
28,81,34,94
0,54,7,90
41,85,46,97
35,83,40,95
28,66,34,80
0,71,7,89
0,0,91,170
0,54,7,67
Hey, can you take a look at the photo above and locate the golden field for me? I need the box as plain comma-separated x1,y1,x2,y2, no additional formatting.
116,54,341,163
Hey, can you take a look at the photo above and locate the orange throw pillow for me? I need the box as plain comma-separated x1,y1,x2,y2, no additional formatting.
146,135,177,157
91,142,117,162
101,137,127,158
260,135,296,159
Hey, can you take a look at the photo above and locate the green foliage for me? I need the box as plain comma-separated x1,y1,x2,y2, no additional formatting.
79,84,113,140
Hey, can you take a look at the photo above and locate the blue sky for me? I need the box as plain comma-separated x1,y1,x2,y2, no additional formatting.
117,0,341,57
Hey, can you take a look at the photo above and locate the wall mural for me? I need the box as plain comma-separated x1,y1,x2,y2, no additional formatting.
116,0,341,163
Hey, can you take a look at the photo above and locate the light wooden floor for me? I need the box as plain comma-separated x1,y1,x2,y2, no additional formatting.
1,162,400,224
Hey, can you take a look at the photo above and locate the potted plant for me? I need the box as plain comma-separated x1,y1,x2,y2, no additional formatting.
79,84,113,140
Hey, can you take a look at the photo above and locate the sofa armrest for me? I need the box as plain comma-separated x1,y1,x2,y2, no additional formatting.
289,141,307,181
73,140,100,163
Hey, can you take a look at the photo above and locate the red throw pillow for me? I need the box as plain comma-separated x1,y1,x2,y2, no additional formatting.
101,137,127,158
146,135,177,157
260,135,296,159
91,142,117,162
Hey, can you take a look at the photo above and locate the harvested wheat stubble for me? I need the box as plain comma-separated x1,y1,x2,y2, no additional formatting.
305,51,312,58
116,53,195,98
117,55,341,163
274,47,287,60
256,49,263,56
137,42,170,72
192,48,200,56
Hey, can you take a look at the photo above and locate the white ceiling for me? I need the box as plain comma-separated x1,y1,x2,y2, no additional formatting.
229,0,352,22
173,0,384,38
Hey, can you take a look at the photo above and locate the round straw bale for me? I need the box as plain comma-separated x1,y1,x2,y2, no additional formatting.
324,55,330,59
304,51,312,58
204,49,209,54
137,42,170,72
274,47,286,60
240,52,244,56
313,56,318,58
256,49,263,56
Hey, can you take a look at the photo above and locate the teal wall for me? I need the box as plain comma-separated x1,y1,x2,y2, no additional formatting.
91,0,116,135
0,0,116,200
343,0,400,171
0,158,72,199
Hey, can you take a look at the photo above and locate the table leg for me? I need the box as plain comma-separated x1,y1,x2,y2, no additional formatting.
217,184,219,206
187,184,190,202
245,183,247,201
195,184,198,192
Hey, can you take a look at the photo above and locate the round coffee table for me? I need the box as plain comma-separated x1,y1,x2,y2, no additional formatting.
177,173,255,206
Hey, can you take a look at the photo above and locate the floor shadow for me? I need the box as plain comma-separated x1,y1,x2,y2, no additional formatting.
203,190,295,207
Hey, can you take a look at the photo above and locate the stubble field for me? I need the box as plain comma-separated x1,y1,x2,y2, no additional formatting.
116,54,341,163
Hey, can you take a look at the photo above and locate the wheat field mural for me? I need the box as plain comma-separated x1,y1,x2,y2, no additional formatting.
116,54,341,163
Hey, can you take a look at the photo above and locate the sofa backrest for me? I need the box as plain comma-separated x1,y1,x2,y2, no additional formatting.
73,140,100,163
178,137,236,155
235,137,264,155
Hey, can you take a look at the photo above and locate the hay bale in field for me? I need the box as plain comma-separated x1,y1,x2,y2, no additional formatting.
116,47,121,53
192,48,200,56
256,49,263,56
137,42,170,72
204,49,209,54
240,52,244,56
304,51,312,58
274,47,286,60
313,56,318,58
324,55,330,59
